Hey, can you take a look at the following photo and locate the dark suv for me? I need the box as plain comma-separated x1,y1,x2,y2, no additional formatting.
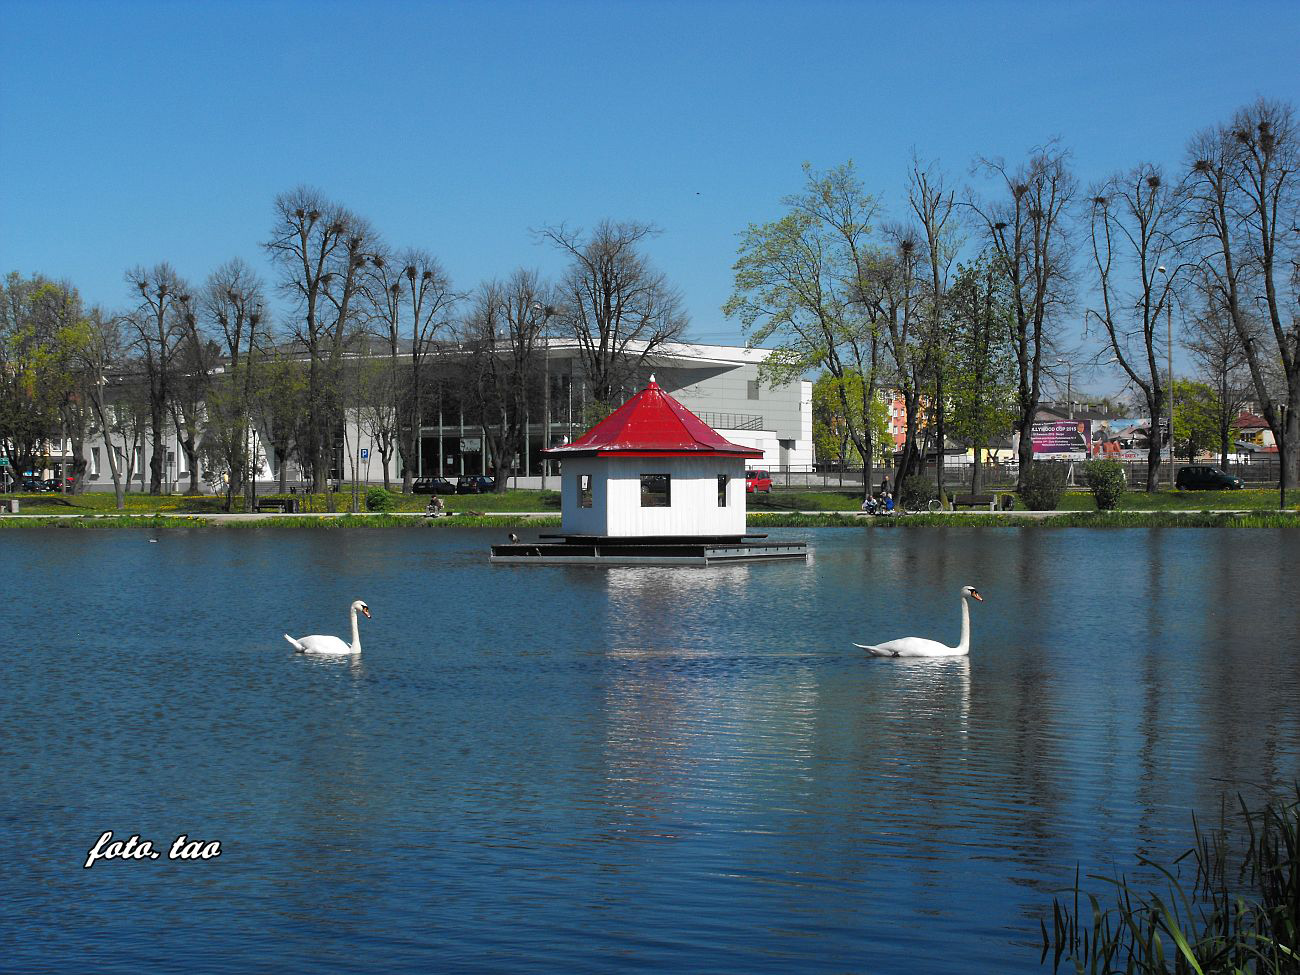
1175,465,1243,490
413,476,455,495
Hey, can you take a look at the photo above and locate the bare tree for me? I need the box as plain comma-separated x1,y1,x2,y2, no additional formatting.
1086,165,1183,492
361,247,457,493
170,303,218,494
72,310,129,509
124,263,190,494
909,158,959,499
354,352,400,490
264,187,375,493
1185,98,1299,491
539,220,688,408
458,270,552,491
869,232,927,480
201,259,268,509
1185,273,1258,467
968,145,1076,488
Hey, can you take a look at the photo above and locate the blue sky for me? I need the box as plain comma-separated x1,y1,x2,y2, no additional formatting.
2,0,1297,394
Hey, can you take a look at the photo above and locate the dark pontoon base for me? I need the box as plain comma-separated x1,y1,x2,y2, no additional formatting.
490,534,807,566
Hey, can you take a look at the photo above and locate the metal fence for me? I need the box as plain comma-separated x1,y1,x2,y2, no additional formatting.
765,458,1285,492
699,411,765,431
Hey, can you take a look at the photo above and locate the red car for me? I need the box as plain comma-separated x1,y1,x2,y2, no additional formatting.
745,469,772,493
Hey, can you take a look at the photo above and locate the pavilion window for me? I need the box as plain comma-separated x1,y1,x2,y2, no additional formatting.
717,474,728,506
640,473,670,507
579,474,592,508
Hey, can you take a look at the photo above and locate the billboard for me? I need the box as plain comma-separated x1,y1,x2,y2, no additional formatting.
1031,419,1091,461
1098,418,1169,461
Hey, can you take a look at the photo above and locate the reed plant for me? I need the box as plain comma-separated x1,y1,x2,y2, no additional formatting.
1042,789,1300,974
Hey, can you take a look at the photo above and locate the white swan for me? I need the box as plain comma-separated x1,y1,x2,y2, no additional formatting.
285,600,371,655
855,585,983,657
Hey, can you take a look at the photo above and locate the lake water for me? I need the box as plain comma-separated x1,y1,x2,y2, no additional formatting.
3,526,1299,972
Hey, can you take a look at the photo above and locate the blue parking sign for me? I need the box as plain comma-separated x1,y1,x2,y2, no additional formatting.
360,448,369,460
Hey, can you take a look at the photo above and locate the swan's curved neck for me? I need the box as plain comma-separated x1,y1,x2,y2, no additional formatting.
350,607,362,654
957,595,971,655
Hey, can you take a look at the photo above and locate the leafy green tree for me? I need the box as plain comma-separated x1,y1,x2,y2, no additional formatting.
725,162,888,488
251,354,309,494
0,273,87,486
812,371,890,468
1172,378,1226,463
944,258,1018,493
200,259,269,509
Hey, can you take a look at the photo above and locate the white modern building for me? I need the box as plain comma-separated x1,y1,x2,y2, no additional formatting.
71,340,813,493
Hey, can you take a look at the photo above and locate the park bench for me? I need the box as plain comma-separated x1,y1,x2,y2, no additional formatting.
256,497,300,514
951,493,998,511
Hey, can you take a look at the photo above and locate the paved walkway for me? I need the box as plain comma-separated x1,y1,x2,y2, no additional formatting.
3,508,1279,523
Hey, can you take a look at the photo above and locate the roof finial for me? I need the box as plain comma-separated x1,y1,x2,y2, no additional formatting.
649,374,656,385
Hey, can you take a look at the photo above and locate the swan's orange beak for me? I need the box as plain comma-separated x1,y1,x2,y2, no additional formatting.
362,606,372,619
971,591,983,601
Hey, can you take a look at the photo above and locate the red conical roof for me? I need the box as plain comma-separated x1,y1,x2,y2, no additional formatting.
543,377,763,459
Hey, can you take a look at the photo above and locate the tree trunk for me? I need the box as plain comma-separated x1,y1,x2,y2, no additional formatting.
149,404,165,494
1146,389,1163,493
1016,416,1034,488
69,430,88,495
180,436,199,494
935,372,946,505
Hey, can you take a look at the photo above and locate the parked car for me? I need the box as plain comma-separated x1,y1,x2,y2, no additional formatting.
44,477,75,492
1175,465,1243,490
412,476,455,495
745,469,773,493
456,475,496,494
20,478,46,492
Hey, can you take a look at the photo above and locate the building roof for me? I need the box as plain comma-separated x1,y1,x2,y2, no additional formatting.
1236,411,1269,430
543,377,764,459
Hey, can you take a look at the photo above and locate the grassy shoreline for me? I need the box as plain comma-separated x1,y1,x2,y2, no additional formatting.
4,510,1299,529
751,511,1300,528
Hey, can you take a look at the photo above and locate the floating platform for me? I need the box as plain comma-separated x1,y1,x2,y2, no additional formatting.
489,533,807,566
